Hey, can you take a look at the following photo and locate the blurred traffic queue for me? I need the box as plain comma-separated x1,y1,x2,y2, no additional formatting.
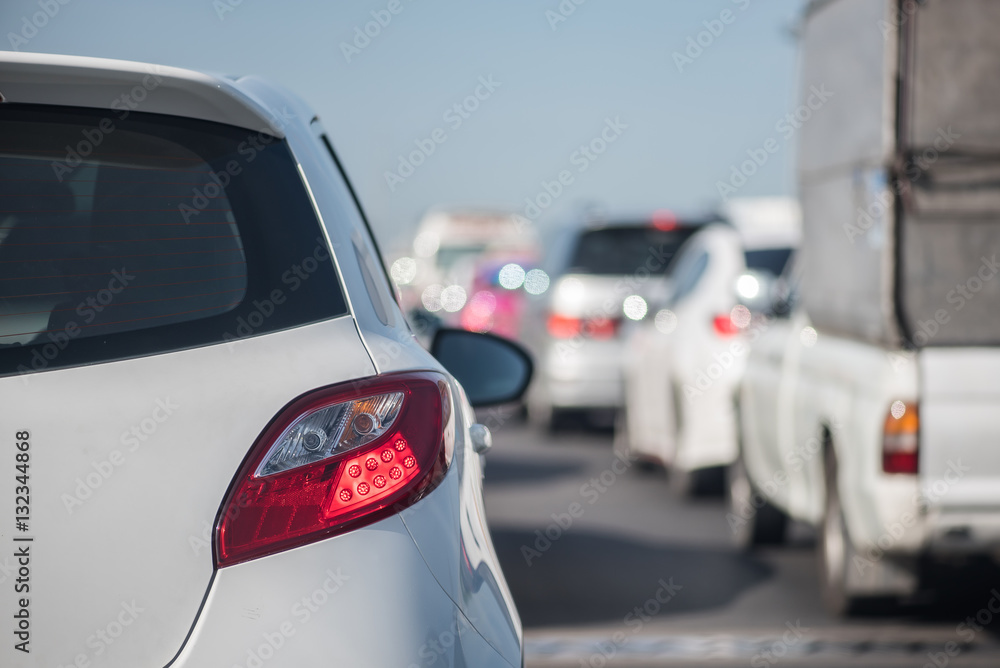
388,209,546,339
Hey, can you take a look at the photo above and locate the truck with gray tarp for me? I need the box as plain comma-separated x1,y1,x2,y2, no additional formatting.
736,0,1000,614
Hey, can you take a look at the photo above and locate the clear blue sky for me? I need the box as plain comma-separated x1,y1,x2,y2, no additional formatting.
2,0,807,253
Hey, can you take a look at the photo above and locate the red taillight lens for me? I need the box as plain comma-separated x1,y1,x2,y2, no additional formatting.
882,401,919,474
586,316,618,340
651,209,678,231
215,372,452,567
548,313,582,338
547,313,619,340
712,314,741,337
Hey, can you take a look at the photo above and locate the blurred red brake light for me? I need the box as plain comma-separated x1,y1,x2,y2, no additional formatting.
712,314,741,337
548,314,620,340
548,314,582,338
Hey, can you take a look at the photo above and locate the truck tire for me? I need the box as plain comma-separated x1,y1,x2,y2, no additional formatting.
727,452,788,549
820,447,916,616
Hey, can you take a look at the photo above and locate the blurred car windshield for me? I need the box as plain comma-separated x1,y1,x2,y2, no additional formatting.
436,244,488,270
567,226,695,275
744,248,793,276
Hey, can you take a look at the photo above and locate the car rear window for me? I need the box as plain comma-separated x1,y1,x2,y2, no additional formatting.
745,248,793,276
567,225,696,276
0,105,348,377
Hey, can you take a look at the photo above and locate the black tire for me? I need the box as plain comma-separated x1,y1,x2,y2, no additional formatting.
727,453,788,549
672,465,726,497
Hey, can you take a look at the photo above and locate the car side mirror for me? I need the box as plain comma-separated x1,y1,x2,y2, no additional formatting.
430,328,533,407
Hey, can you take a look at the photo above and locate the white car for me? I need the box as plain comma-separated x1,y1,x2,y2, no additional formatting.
0,52,529,667
521,215,702,430
618,223,793,494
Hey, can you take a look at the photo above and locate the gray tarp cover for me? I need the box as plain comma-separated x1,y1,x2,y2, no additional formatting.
901,0,1000,345
799,0,1000,346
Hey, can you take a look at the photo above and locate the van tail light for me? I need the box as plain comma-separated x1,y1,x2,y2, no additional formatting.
547,314,619,340
882,401,919,474
712,314,741,337
215,372,453,567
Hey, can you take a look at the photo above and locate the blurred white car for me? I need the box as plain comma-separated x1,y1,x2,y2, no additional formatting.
521,214,703,430
0,52,529,668
618,223,794,494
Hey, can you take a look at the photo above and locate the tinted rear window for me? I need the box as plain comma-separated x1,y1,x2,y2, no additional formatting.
745,248,793,276
0,105,348,377
567,226,695,275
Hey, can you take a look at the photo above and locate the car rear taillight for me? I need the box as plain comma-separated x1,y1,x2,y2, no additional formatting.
882,401,918,474
548,313,582,338
651,209,678,231
547,313,619,340
215,372,453,567
586,316,618,340
712,313,741,337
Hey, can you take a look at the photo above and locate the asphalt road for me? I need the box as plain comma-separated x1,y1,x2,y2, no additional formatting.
481,411,1000,668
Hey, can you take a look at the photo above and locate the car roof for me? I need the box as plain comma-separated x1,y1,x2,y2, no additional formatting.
0,51,302,137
